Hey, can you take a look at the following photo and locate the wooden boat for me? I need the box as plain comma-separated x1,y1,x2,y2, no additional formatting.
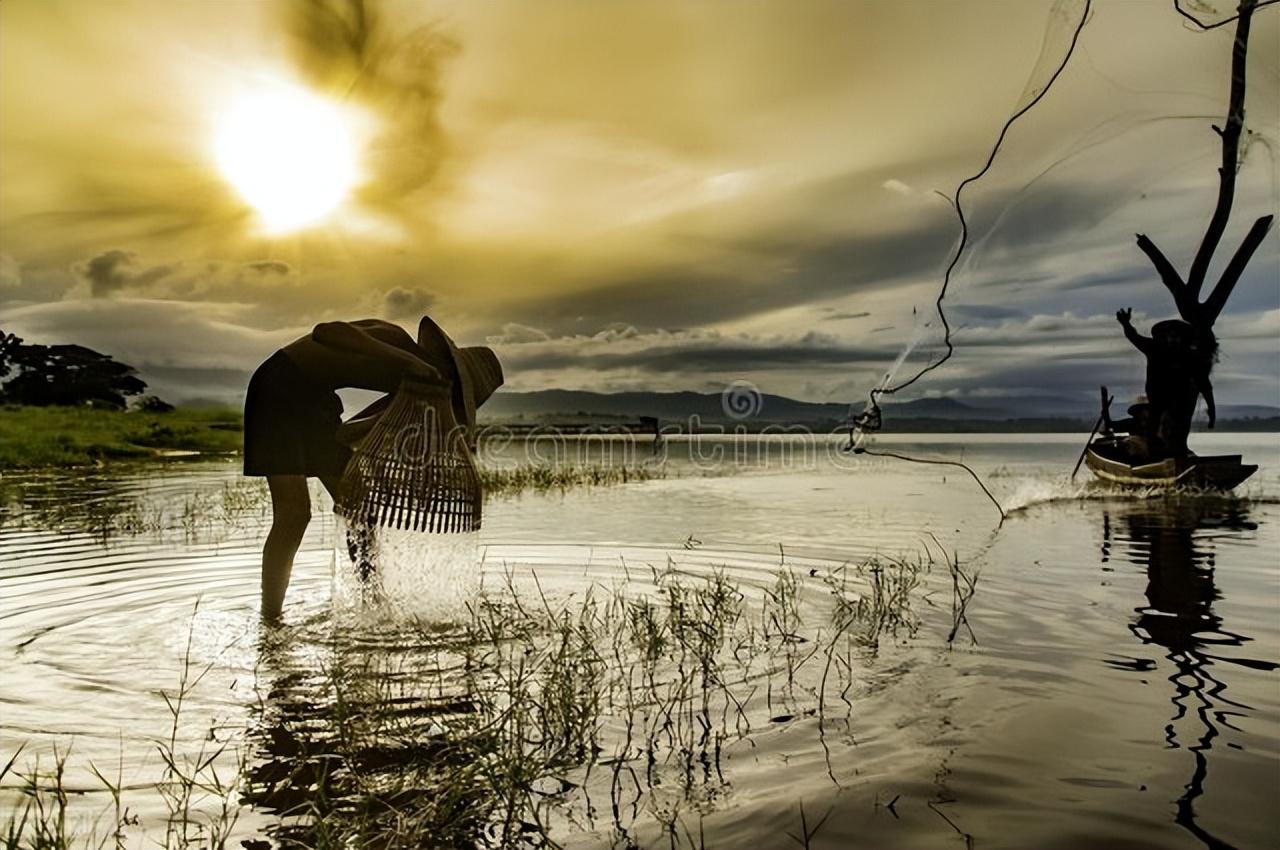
1085,436,1257,489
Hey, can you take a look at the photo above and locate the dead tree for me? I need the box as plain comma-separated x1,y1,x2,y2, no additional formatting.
1134,0,1276,332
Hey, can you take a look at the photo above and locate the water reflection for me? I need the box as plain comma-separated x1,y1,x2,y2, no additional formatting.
233,549,900,848
242,618,486,847
1102,499,1273,850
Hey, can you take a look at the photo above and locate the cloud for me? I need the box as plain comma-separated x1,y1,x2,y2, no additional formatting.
1,1,1276,406
246,260,291,276
56,250,328,325
493,326,895,376
487,322,551,344
0,254,18,289
284,0,458,206
74,249,174,297
382,285,436,318
0,297,306,404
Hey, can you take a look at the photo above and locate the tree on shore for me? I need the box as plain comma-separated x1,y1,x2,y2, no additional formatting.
0,330,148,409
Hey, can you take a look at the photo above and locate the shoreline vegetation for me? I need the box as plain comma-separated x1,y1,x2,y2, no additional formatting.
0,404,1276,471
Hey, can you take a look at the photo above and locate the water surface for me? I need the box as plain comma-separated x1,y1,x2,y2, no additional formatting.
1,433,1277,848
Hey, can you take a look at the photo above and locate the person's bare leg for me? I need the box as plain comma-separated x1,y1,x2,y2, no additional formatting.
262,475,311,621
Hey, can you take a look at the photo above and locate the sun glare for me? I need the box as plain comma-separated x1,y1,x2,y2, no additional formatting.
214,84,362,234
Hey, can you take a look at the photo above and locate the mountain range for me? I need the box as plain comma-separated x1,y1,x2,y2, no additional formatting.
480,389,1280,427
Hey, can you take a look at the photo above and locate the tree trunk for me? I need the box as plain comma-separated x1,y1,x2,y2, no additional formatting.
1133,0,1274,329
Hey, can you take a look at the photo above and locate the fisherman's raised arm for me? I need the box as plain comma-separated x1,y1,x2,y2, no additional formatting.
1115,308,1155,355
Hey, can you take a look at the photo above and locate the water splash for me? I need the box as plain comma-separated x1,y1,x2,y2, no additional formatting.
332,520,481,623
1001,476,1280,514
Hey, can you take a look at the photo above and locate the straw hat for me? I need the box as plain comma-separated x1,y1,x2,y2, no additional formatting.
416,316,504,429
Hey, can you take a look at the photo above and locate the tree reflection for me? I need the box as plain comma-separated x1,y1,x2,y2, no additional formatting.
1102,498,1272,850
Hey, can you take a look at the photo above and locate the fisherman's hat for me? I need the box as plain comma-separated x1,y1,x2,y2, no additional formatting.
416,316,504,430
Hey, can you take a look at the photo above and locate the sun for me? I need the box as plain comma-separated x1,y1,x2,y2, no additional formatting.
214,84,362,234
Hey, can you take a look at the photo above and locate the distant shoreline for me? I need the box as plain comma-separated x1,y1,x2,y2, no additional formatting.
1,405,1275,471
480,416,1280,435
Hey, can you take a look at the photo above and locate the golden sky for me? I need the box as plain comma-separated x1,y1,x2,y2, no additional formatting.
1,0,1277,408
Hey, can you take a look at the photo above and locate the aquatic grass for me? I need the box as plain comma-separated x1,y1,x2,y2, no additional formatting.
0,462,664,545
478,462,666,497
2,608,241,850
784,800,834,850
239,556,912,847
921,534,979,646
153,607,242,849
2,746,74,850
4,546,938,849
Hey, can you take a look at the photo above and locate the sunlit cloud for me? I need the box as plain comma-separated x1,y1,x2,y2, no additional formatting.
0,0,1275,408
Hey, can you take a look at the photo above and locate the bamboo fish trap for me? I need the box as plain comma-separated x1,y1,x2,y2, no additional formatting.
336,376,482,533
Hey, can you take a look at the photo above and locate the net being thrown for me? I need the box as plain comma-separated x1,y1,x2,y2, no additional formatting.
846,0,1093,452
336,375,483,533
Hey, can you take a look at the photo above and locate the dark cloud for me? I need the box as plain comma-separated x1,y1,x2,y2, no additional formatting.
505,210,958,334
1057,267,1153,293
75,249,174,298
951,357,1139,403
382,285,436,318
496,179,1140,338
952,304,1025,321
501,336,898,375
965,182,1121,255
246,260,291,275
285,0,458,206
76,249,133,296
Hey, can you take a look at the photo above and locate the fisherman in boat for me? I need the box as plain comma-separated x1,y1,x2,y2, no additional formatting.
1115,309,1216,458
1102,395,1156,463
243,317,503,621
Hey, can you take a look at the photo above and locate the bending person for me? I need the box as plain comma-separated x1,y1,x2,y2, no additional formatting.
243,316,503,621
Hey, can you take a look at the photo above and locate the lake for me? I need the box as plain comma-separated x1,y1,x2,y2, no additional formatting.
2,433,1277,849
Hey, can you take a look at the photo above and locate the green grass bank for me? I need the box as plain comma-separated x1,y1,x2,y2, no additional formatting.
0,405,244,469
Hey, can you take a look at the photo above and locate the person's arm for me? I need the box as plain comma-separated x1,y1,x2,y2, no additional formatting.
1116,308,1155,355
1109,417,1138,434
313,321,441,382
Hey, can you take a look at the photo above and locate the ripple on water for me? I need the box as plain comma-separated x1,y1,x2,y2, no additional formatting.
2,440,1278,848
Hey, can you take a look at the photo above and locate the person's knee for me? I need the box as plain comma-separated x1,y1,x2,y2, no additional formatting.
274,503,311,532
267,476,312,534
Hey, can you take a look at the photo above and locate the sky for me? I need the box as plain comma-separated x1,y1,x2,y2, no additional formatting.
1,0,1277,411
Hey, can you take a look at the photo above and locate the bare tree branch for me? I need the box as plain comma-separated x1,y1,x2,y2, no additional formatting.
1184,0,1259,299
1200,213,1275,324
1135,233,1198,320
1174,0,1278,30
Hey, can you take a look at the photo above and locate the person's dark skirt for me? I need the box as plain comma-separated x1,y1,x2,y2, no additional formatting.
243,351,350,478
